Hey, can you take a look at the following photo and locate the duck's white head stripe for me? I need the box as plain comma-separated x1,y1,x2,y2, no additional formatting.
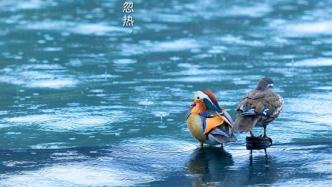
193,91,213,103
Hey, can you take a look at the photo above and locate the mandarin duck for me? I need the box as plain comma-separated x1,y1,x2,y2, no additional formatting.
186,89,236,148
234,77,283,139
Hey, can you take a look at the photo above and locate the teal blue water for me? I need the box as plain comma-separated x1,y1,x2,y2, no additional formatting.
0,0,331,186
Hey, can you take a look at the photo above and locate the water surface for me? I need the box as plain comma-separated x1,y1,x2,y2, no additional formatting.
0,0,331,186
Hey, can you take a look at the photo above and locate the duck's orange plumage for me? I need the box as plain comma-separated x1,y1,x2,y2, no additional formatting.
204,115,225,134
190,99,229,134
190,99,206,115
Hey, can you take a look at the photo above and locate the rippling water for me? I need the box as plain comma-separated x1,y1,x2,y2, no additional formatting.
0,0,331,186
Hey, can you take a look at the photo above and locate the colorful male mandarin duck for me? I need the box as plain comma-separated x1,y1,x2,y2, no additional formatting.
234,77,283,138
186,89,236,147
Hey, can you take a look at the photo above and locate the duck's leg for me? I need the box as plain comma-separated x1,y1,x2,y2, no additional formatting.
200,142,204,149
263,125,267,137
250,131,255,137
264,148,269,162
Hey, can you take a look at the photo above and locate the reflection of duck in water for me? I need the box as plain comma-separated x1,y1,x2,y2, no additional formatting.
186,147,278,186
186,147,234,186
246,154,278,186
186,90,236,148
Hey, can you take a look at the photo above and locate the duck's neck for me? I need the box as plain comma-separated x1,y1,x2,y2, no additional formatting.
191,102,206,115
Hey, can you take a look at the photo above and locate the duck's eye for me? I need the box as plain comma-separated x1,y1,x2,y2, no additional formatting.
196,96,200,99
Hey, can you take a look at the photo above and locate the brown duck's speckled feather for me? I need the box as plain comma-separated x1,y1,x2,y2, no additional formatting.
235,89,283,132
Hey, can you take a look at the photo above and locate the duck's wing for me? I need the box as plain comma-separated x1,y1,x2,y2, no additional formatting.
234,90,265,132
208,123,236,144
221,109,234,127
236,90,265,113
260,90,283,124
204,110,234,134
204,112,236,144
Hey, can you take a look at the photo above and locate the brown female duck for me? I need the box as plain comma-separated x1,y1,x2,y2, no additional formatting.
234,77,283,138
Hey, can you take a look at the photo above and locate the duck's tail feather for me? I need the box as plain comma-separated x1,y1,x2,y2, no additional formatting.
234,115,258,132
208,124,236,144
238,104,257,116
234,103,260,132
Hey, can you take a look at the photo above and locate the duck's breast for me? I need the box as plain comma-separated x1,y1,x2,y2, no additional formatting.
187,114,206,142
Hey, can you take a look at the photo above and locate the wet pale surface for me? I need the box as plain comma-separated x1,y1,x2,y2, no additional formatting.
0,0,331,186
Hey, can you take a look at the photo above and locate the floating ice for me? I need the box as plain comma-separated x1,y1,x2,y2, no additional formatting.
89,89,104,93
157,39,199,51
5,114,56,124
70,23,124,35
29,79,76,89
3,107,127,132
85,73,119,82
113,59,137,65
42,47,63,52
25,21,69,31
119,138,196,154
0,164,155,186
30,142,68,149
138,98,154,106
307,157,332,174
0,64,77,89
224,4,272,18
4,115,110,131
0,0,53,11
169,63,228,76
15,0,44,9
220,35,264,47
286,93,332,127
24,21,123,36
288,58,332,67
119,38,200,55
152,111,169,120
314,86,332,90
285,21,332,36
